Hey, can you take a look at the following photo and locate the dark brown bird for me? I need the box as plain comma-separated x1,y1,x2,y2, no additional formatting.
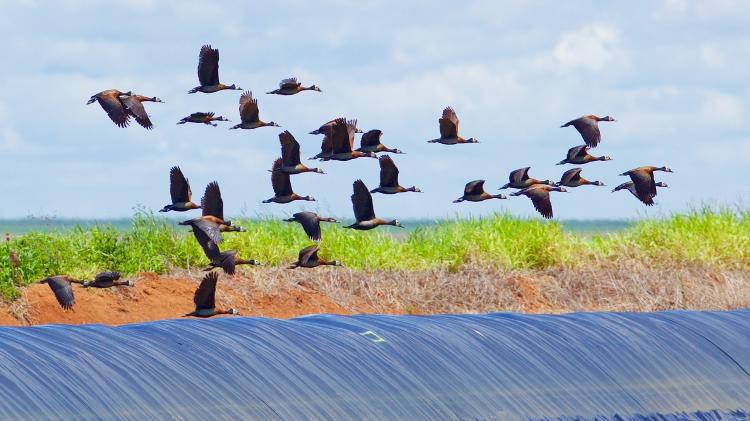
203,250,261,275
309,131,334,160
201,181,245,233
370,155,421,194
86,89,132,128
39,276,83,310
499,167,554,190
82,271,132,288
322,119,377,161
309,117,363,135
428,107,478,145
263,159,315,204
288,245,342,269
229,91,279,130
188,45,241,94
160,166,201,212
613,181,668,206
355,130,404,154
119,94,163,130
556,168,605,188
267,77,322,95
278,131,324,174
619,166,674,203
557,145,612,165
346,180,402,230
177,112,230,127
184,272,239,317
561,115,615,148
510,185,567,219
284,211,337,241
454,180,506,203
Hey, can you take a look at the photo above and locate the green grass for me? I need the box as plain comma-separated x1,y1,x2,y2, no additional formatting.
0,207,747,300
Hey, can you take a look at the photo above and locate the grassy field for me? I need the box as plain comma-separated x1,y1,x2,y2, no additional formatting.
0,207,747,300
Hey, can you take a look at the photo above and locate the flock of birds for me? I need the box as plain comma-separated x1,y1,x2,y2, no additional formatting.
38,44,673,318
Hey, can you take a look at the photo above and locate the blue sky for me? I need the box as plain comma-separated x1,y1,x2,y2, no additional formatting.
1,0,748,220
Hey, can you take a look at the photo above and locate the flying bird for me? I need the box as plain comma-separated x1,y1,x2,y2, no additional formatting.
262,159,315,203
355,130,404,154
177,112,229,127
288,245,342,269
278,131,324,174
556,168,605,188
38,276,82,310
82,271,132,288
499,167,554,190
284,211,337,242
86,89,132,128
119,94,163,130
561,115,615,148
557,145,612,165
229,91,279,130
203,250,261,275
613,181,668,206
267,77,322,95
370,155,421,194
184,272,239,317
618,166,674,203
510,185,567,219
188,45,241,94
201,181,245,233
454,180,506,203
321,119,377,161
310,118,362,135
160,166,201,212
346,180,402,230
428,107,478,145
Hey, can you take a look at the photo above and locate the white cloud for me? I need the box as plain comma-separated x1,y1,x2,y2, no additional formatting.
553,24,620,71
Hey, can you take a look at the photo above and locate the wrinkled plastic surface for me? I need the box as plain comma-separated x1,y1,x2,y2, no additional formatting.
0,310,749,420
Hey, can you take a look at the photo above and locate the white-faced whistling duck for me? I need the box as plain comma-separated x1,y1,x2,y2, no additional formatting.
288,245,342,269
267,77,322,95
310,117,363,135
454,180,506,203
556,167,605,188
82,271,133,288
263,159,315,204
428,107,478,145
188,45,241,94
229,91,279,130
370,155,421,194
86,89,132,128
561,115,615,148
510,185,567,219
355,130,404,154
160,166,201,212
284,211,337,242
278,131,324,174
557,145,612,165
177,112,229,127
39,276,83,309
618,166,673,203
201,181,245,233
180,213,224,251
309,131,334,160
119,94,163,130
185,272,239,317
346,180,402,230
322,119,377,161
499,167,554,190
613,181,668,206
204,250,261,275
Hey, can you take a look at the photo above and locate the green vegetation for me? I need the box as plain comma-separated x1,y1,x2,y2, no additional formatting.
0,208,747,300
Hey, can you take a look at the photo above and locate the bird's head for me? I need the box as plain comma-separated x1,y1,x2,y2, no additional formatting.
310,85,322,92
323,217,338,223
86,96,97,105
216,116,230,122
390,219,403,228
150,96,164,103
556,187,568,193
660,166,673,173
229,84,241,90
593,181,605,186
600,156,612,161
602,116,616,122
304,195,316,201
268,121,280,127
227,308,240,315
656,182,669,188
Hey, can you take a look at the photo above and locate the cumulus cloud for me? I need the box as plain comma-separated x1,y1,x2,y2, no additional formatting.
553,24,620,71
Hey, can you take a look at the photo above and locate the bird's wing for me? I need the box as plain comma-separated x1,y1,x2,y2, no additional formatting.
219,250,237,275
320,134,333,153
271,159,293,195
190,221,222,260
94,271,121,283
191,112,213,119
560,168,582,185
439,107,459,138
346,119,358,151
299,245,319,266
568,145,588,160
351,179,376,221
201,181,224,220
46,277,75,310
193,217,223,247
280,77,299,89
294,212,322,241
574,117,601,148
379,155,399,187
464,180,485,196
361,130,381,147
198,45,220,86
239,91,259,123
330,118,352,153
527,188,554,219
629,170,657,200
169,166,191,203
279,131,301,166
510,167,530,184
97,93,130,128
120,95,153,129
193,271,218,310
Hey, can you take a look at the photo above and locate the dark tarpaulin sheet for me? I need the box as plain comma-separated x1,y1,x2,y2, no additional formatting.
0,310,749,420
